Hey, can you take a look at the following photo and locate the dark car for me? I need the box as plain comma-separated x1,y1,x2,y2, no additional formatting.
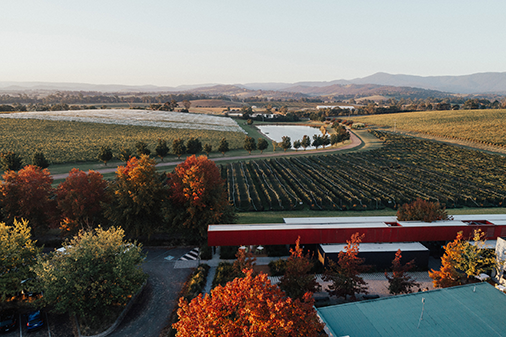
0,312,17,332
26,310,44,332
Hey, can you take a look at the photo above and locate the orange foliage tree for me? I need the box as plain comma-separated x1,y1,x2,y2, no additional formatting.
173,270,324,336
0,165,58,230
428,232,464,288
168,155,234,241
385,249,420,295
105,155,167,237
279,237,320,299
56,169,109,235
397,198,450,222
323,232,369,301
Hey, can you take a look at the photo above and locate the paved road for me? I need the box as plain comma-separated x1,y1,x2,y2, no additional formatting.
107,247,194,337
51,131,362,180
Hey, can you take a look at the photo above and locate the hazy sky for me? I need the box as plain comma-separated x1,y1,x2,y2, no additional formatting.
1,0,505,87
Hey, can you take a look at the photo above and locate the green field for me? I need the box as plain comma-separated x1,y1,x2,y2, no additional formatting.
353,109,506,147
0,118,246,164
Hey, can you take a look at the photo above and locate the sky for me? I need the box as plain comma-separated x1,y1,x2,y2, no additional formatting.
1,0,506,87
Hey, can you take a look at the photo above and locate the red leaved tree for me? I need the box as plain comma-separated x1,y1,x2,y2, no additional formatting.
397,198,451,222
0,165,58,230
385,249,420,295
279,237,321,299
56,168,110,235
323,232,370,301
173,270,324,336
168,155,234,241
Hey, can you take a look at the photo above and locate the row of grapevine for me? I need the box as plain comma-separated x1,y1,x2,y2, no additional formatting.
224,131,506,211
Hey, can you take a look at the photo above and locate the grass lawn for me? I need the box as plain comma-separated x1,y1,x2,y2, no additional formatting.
236,207,506,224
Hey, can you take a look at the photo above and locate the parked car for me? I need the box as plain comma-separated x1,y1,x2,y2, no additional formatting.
0,312,17,332
26,310,44,332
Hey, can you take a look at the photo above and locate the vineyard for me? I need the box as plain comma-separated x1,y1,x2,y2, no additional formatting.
353,109,506,147
0,118,245,164
224,131,506,211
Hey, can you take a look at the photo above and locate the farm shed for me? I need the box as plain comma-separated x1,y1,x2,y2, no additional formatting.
317,242,429,269
208,214,506,247
317,282,506,337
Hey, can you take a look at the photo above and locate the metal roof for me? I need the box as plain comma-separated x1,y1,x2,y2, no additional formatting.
317,282,506,337
320,242,429,254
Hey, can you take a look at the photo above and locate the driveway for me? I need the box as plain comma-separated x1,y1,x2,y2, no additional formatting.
107,247,194,337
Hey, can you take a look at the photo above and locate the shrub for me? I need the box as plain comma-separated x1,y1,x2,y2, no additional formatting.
268,259,287,276
397,198,451,222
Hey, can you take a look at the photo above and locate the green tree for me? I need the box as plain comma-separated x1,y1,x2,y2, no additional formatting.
118,147,133,163
293,140,301,151
203,143,212,156
244,136,257,154
279,237,320,300
32,151,49,169
0,151,23,171
186,137,203,155
280,136,291,152
322,135,330,148
301,135,311,150
385,250,420,295
97,146,113,165
32,226,147,323
155,139,169,161
323,233,369,301
257,138,268,154
218,138,229,156
173,138,187,159
105,155,167,237
312,134,323,149
135,141,151,157
0,219,42,303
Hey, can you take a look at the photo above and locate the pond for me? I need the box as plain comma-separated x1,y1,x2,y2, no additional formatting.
256,124,323,150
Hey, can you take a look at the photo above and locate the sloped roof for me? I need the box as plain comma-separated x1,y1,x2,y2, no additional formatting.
317,282,506,337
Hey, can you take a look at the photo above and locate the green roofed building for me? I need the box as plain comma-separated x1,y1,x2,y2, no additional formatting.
317,282,506,337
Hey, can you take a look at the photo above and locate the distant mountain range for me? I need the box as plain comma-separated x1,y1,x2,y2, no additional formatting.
1,72,506,95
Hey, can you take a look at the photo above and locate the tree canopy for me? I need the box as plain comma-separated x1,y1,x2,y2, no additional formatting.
385,249,420,295
397,198,450,222
173,270,324,337
167,155,234,241
218,137,229,156
155,139,169,161
97,146,113,165
280,136,291,152
257,138,268,154
244,136,257,154
0,219,41,303
173,138,187,159
32,226,147,322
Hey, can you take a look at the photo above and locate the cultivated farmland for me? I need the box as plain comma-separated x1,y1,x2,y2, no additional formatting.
224,131,506,211
353,109,506,147
0,110,246,164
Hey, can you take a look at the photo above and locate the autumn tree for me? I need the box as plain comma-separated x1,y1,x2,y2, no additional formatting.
186,137,202,155
0,165,58,230
301,135,311,150
0,151,23,171
32,227,147,324
429,232,464,288
384,249,420,295
155,139,169,161
203,143,212,156
323,232,369,301
0,219,42,303
218,137,229,156
243,136,257,154
32,151,49,168
257,138,268,154
173,138,186,159
135,141,151,157
97,146,113,165
279,237,320,300
105,155,167,237
280,136,291,152
173,270,324,337
56,169,109,235
167,155,235,241
452,229,496,279
397,198,451,222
